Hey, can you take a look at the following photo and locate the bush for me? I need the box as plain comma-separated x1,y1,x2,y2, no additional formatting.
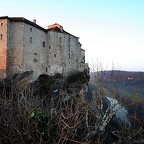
37,74,54,87
30,109,49,142
66,70,89,85
54,73,63,78
1,69,144,144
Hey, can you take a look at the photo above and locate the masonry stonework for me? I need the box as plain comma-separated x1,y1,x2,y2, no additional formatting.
0,18,7,77
0,16,88,80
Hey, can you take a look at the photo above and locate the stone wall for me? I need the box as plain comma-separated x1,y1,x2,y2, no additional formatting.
7,22,24,77
48,31,82,76
0,17,88,81
22,23,48,80
0,18,7,78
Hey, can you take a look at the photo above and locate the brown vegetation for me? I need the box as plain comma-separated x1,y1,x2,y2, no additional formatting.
0,70,144,143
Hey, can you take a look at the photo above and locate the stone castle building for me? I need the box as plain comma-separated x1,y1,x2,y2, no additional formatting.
0,16,87,80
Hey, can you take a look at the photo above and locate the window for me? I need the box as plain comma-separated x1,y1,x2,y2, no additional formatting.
69,54,71,64
54,54,56,58
49,46,51,50
59,37,62,43
0,23,3,26
33,58,38,63
30,27,32,32
0,34,3,40
46,67,48,72
34,53,37,56
43,41,45,47
30,37,32,43
83,56,85,63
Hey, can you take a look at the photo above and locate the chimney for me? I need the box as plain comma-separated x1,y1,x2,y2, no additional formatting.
32,19,36,24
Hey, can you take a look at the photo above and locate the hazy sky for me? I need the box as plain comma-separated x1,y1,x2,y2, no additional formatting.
1,0,144,71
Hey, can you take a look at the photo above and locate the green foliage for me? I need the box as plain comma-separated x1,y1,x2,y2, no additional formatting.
30,109,49,142
29,109,61,143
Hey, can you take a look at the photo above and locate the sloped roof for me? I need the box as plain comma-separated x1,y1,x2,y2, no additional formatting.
48,23,79,38
81,48,85,51
0,16,47,32
0,16,79,38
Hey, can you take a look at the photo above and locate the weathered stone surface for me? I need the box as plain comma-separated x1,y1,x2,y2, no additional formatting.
0,16,88,81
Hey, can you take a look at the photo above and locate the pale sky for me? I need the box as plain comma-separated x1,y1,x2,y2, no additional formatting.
1,0,144,71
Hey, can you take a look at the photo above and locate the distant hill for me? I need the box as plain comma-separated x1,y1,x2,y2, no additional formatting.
90,70,144,98
90,70,144,82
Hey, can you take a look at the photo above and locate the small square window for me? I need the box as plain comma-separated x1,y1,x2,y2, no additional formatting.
34,53,37,56
1,23,3,26
59,37,62,43
30,37,32,43
30,27,32,32
43,41,45,47
0,34,3,40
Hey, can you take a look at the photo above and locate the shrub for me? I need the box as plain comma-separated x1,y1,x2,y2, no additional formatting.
66,70,89,85
30,109,49,142
37,74,54,87
54,73,63,78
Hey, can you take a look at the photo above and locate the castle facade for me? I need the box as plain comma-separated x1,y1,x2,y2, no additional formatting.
0,16,87,80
